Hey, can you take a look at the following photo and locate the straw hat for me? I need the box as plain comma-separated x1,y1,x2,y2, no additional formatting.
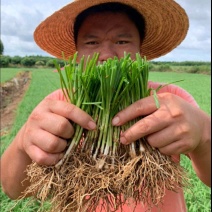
34,0,189,60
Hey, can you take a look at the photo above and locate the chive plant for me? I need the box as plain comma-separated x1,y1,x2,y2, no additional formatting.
55,53,150,169
22,53,189,212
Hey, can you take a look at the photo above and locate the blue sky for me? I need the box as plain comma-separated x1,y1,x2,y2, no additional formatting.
1,0,211,61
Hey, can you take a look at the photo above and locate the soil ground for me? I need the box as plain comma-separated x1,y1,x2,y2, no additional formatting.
0,71,31,136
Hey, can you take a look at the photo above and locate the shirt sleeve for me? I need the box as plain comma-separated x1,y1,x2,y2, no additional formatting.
148,81,199,107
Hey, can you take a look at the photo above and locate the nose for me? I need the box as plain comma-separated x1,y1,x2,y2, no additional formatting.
98,43,117,62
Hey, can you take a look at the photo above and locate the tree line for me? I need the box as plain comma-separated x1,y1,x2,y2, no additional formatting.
0,55,65,68
1,54,210,67
0,39,210,74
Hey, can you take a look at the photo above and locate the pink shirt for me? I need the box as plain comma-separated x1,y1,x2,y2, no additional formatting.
46,82,198,212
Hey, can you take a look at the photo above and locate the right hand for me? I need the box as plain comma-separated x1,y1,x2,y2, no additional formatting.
18,97,96,166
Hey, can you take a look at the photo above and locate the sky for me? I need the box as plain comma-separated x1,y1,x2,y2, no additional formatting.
1,0,211,62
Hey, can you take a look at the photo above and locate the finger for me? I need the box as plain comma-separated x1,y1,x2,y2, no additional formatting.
148,120,195,150
30,111,74,139
147,122,187,147
45,99,97,130
119,110,170,145
147,125,180,148
112,96,158,126
157,139,192,156
32,130,68,153
27,145,64,166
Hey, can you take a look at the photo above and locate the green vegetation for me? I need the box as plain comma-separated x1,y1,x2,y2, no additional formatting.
149,72,211,114
0,55,65,68
0,55,211,75
1,68,23,83
0,39,4,55
149,61,211,75
0,67,211,211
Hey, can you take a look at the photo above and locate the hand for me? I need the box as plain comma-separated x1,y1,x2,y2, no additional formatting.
19,98,96,166
112,93,205,156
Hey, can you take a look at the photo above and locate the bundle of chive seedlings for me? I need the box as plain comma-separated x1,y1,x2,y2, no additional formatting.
22,53,189,212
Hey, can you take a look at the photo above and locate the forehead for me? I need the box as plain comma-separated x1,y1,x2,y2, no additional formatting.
78,12,138,34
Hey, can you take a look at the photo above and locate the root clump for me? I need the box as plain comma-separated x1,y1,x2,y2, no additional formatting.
22,140,188,212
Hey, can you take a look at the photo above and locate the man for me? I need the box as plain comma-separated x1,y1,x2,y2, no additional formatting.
1,1,211,211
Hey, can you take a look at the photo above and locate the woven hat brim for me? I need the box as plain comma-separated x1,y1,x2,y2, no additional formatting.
34,0,189,60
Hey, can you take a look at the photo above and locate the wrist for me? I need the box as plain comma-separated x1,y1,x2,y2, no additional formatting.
190,111,211,157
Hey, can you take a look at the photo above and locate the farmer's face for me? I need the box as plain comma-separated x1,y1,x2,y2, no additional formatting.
76,12,141,62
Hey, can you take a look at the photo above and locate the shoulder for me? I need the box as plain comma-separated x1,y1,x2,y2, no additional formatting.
148,81,199,107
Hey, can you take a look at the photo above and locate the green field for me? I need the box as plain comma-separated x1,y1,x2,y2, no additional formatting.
1,68,23,82
0,68,211,212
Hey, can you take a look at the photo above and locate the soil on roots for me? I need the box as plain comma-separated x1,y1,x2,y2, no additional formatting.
0,71,31,136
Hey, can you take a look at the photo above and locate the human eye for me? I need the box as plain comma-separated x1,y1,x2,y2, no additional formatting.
116,40,130,45
85,41,99,45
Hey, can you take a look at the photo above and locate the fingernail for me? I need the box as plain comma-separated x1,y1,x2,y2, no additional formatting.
88,121,96,130
120,136,127,144
112,116,120,125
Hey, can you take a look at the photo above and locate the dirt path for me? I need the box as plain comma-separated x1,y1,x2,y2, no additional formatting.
0,71,31,136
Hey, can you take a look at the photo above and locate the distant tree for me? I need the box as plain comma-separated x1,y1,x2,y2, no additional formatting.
35,60,46,66
21,57,36,67
0,39,4,55
0,56,10,67
11,56,22,64
46,59,55,68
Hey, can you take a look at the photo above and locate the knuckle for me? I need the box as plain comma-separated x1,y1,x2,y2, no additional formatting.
56,119,69,134
46,136,60,152
134,101,144,114
29,109,43,122
171,107,183,119
179,123,190,137
137,119,150,133
34,153,48,165
64,103,76,115
160,93,184,118
160,92,173,101
31,150,59,166
24,127,33,138
177,140,192,154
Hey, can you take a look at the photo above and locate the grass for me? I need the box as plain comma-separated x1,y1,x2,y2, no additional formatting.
0,68,23,82
0,68,55,83
0,68,211,212
149,72,211,114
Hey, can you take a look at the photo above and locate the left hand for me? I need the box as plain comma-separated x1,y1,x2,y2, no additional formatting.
112,92,205,156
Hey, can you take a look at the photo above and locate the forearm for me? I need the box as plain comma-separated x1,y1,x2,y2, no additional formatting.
188,112,211,187
1,125,32,199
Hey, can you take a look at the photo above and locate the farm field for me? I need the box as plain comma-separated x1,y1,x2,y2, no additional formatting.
0,68,211,212
1,68,23,82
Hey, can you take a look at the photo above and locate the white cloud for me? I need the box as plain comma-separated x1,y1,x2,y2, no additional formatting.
1,0,211,61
